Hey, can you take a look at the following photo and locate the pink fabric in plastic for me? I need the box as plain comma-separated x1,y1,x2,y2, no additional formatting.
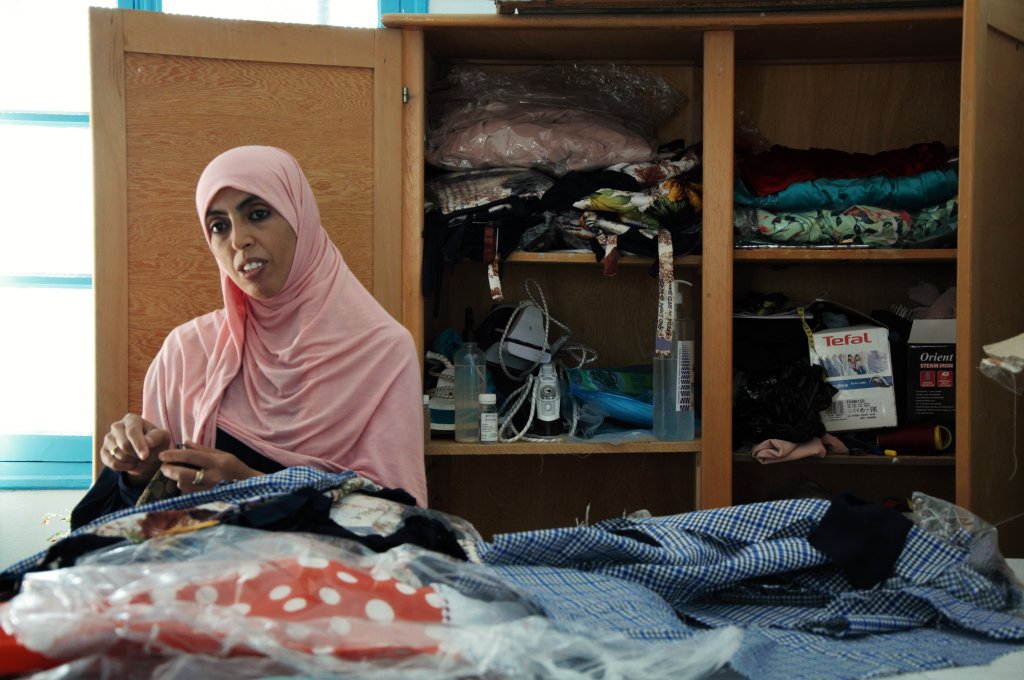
142,146,426,505
427,101,657,176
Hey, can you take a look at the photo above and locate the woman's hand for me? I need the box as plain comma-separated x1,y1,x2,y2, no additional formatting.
158,441,263,494
100,413,171,485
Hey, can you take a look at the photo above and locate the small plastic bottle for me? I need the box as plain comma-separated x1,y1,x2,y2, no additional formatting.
422,394,432,445
479,393,498,443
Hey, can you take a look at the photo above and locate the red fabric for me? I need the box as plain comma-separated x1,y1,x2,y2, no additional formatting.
0,610,63,675
739,141,952,196
482,223,497,264
3,557,447,665
119,556,447,659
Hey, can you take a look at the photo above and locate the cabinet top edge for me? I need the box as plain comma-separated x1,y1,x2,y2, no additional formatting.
382,8,961,31
384,10,961,63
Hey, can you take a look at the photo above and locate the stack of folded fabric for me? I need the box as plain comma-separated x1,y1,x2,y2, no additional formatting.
734,141,959,248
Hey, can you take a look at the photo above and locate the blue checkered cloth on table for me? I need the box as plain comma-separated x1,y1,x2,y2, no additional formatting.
476,497,1024,679
6,479,1023,679
2,467,368,578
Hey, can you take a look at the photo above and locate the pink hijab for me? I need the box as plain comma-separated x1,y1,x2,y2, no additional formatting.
142,146,427,506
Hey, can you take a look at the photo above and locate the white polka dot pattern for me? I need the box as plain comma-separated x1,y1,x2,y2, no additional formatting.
364,599,395,624
118,554,448,661
195,586,218,604
319,587,341,605
329,617,352,635
336,570,359,584
269,585,291,601
283,597,307,613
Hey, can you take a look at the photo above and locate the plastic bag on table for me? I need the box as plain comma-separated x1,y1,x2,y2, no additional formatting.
2,525,740,680
910,492,1024,613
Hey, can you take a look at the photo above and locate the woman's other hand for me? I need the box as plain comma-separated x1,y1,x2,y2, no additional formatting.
158,441,263,494
100,413,170,485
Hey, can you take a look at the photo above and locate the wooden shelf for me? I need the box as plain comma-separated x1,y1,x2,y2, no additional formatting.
503,247,951,266
733,452,956,466
428,438,702,455
734,248,956,263
506,251,701,266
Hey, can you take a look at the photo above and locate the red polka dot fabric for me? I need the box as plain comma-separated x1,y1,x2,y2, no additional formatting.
116,555,447,660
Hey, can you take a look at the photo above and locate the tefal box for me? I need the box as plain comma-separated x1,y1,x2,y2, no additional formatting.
906,318,956,425
812,324,898,431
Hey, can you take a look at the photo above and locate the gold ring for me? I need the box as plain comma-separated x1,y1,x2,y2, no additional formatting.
194,468,205,486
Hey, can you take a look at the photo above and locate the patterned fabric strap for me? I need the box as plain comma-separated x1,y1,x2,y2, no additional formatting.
654,228,674,357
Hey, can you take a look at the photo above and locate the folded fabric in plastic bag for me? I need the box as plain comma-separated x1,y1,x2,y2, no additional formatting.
426,65,683,176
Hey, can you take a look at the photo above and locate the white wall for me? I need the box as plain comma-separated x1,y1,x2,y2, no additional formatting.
0,490,87,569
429,0,495,13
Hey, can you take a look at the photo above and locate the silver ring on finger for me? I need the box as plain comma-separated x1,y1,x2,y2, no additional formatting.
194,468,205,486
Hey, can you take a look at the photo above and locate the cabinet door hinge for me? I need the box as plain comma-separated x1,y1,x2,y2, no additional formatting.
402,86,409,103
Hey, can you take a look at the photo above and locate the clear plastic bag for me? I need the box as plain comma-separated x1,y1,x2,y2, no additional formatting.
3,525,740,679
980,331,1024,395
566,366,654,430
910,492,1024,613
426,64,684,176
980,356,1024,395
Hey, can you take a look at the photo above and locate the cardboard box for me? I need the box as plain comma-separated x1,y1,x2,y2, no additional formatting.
906,318,956,425
812,324,898,431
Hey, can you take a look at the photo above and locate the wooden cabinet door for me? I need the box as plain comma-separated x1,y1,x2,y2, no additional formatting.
90,9,402,475
957,0,1024,554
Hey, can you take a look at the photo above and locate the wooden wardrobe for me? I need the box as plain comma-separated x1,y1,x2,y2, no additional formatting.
90,1,1024,552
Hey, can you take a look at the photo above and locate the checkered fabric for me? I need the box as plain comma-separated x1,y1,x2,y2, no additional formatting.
728,625,1024,680
2,467,369,577
485,565,1024,680
7,482,1023,680
475,498,1024,678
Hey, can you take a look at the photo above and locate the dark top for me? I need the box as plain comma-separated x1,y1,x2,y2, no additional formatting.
70,429,284,530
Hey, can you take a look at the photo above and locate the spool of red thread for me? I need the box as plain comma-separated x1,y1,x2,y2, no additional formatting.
876,423,953,455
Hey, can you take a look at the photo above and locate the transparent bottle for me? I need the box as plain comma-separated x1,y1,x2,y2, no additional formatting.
453,308,487,443
653,279,695,441
479,393,498,443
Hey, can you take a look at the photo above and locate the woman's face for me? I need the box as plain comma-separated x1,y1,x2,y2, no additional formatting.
204,187,297,299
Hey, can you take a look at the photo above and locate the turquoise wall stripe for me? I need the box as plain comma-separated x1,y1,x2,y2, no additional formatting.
118,0,162,10
0,112,89,128
0,435,93,463
0,435,92,490
380,1,428,16
0,462,92,490
0,275,92,289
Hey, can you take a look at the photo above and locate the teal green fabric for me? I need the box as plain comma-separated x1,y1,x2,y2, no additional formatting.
735,167,958,211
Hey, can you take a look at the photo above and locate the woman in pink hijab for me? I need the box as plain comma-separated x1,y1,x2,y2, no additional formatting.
73,146,426,527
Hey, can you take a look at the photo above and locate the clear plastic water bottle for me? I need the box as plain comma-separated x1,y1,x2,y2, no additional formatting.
653,280,695,441
454,308,487,443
